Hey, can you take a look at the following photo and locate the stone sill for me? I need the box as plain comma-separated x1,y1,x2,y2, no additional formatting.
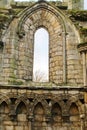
0,84,86,91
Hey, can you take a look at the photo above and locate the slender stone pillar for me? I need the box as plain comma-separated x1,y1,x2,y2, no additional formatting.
27,114,34,130
63,32,67,84
82,52,87,86
80,114,85,130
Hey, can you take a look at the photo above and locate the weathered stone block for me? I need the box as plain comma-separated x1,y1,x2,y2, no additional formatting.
17,114,27,122
15,126,24,130
5,126,14,130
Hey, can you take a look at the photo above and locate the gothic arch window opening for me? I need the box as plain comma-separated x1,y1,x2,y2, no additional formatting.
33,27,49,82
16,101,27,114
0,101,9,114
69,103,80,124
51,103,62,124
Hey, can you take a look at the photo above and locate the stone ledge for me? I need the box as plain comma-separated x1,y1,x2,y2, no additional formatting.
77,42,87,52
0,84,86,91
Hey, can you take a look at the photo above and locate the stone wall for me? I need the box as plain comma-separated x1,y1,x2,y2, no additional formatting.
0,86,86,130
0,1,87,130
68,0,84,10
0,0,84,10
0,1,83,86
0,0,13,8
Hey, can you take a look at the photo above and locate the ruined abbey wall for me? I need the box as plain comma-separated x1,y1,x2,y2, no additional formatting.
0,0,87,130
0,2,83,86
0,87,86,130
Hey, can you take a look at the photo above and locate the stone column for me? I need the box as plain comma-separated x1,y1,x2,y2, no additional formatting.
0,115,4,130
0,41,3,83
82,52,87,86
27,114,34,130
45,115,52,130
63,32,67,84
80,114,85,130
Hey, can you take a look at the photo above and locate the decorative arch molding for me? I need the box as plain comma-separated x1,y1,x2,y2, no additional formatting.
16,1,81,45
51,102,62,114
17,1,80,41
32,98,49,115
15,95,29,112
67,95,83,114
16,101,27,113
33,102,45,114
17,2,65,35
0,94,11,106
13,1,82,85
51,98,65,112
0,101,9,116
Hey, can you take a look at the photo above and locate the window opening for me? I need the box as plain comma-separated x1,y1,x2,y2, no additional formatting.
33,28,49,82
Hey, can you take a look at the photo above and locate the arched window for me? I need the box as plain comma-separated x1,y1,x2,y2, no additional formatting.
33,28,49,82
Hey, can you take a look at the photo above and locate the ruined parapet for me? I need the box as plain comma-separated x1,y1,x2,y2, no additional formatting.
0,0,14,8
66,10,87,42
63,0,84,10
0,0,84,10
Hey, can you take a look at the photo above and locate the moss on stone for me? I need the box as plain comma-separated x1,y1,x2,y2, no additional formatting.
13,8,23,15
80,27,87,36
10,59,16,69
0,13,9,20
8,79,24,85
0,8,13,38
67,10,87,21
64,10,87,41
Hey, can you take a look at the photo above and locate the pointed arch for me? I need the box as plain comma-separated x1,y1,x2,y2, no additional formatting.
34,102,44,115
0,94,11,105
15,95,29,111
68,95,83,114
15,1,81,84
34,102,45,122
16,101,27,122
32,97,49,114
52,103,62,124
0,101,9,114
16,3,66,83
69,103,79,116
52,103,62,116
33,102,45,129
69,102,80,126
16,101,27,114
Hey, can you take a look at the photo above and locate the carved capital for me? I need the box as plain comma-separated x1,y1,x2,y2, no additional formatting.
80,114,85,119
27,114,34,122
